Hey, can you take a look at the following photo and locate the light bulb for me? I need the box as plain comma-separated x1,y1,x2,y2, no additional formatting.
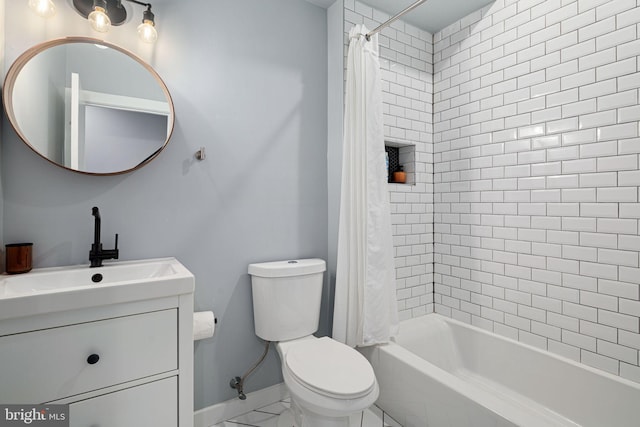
88,6,111,32
28,0,56,18
137,20,158,43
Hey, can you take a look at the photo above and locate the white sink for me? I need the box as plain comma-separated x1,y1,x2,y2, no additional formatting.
0,258,180,296
0,257,194,320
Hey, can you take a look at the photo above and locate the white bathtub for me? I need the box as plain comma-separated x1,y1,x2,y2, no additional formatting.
360,314,640,427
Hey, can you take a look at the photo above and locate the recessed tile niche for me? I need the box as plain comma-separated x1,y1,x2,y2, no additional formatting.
385,139,416,185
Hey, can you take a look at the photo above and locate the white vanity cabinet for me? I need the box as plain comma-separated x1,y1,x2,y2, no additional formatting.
0,257,194,427
69,377,178,427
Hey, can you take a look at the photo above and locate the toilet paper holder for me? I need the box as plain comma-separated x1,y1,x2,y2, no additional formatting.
193,311,217,341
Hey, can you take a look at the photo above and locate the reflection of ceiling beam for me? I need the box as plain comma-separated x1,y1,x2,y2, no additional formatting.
357,0,495,34
78,89,171,116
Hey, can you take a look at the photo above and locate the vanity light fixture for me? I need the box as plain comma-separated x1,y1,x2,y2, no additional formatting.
77,0,157,42
28,0,56,18
28,0,159,42
87,0,111,32
136,4,157,43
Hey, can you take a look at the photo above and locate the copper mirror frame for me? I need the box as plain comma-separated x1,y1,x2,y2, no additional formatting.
3,37,175,176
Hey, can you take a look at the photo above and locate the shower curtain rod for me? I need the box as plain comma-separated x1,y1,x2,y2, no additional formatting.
365,0,429,40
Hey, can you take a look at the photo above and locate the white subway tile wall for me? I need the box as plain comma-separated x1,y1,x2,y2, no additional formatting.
345,0,435,319
433,0,640,382
341,0,640,384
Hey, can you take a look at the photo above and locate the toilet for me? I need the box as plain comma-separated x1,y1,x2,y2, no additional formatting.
248,259,379,427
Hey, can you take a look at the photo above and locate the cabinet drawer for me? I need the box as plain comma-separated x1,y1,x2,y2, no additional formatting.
69,376,177,427
0,309,177,403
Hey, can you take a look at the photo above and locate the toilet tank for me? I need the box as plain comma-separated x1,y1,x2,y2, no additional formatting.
248,259,326,342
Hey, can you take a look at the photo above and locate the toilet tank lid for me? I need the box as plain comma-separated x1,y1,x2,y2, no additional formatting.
248,259,326,278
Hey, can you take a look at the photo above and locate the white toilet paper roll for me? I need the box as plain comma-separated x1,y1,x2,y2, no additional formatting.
193,311,215,341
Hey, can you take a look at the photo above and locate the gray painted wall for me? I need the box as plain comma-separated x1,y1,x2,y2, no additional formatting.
2,0,328,409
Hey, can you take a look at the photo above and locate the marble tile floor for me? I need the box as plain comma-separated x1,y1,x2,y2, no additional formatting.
214,399,402,427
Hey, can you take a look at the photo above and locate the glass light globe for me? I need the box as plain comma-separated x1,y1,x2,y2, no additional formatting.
28,0,56,18
88,6,111,33
137,21,158,43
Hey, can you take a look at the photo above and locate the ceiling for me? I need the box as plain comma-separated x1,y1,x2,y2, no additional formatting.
362,0,495,33
306,0,495,34
91,0,494,34
305,0,338,7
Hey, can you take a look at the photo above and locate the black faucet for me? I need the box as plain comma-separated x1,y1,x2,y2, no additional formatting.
89,207,119,268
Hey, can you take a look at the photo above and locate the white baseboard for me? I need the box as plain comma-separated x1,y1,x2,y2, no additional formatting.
194,383,288,427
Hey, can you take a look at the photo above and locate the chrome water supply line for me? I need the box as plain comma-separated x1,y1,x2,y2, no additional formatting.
229,340,271,400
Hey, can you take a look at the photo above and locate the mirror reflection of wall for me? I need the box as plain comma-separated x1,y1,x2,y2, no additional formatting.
83,106,168,173
66,43,166,102
12,45,66,163
64,69,171,172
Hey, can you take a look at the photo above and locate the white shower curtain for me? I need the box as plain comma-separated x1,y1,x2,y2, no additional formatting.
332,25,398,347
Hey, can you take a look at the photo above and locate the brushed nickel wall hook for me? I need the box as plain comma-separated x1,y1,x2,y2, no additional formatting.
195,147,206,161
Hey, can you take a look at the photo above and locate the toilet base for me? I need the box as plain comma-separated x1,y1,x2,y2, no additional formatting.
288,398,352,427
274,401,370,427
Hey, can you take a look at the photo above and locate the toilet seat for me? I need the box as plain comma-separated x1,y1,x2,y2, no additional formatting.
284,337,376,400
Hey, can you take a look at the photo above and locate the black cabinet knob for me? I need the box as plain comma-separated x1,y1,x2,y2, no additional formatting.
87,354,100,365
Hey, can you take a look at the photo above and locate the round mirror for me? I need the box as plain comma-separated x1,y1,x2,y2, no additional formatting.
2,37,174,175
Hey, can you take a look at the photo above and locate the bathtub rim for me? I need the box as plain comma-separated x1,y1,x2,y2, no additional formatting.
392,313,640,392
367,338,528,426
368,313,640,426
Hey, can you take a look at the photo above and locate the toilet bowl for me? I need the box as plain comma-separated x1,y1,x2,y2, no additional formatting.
277,336,379,426
248,259,379,427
